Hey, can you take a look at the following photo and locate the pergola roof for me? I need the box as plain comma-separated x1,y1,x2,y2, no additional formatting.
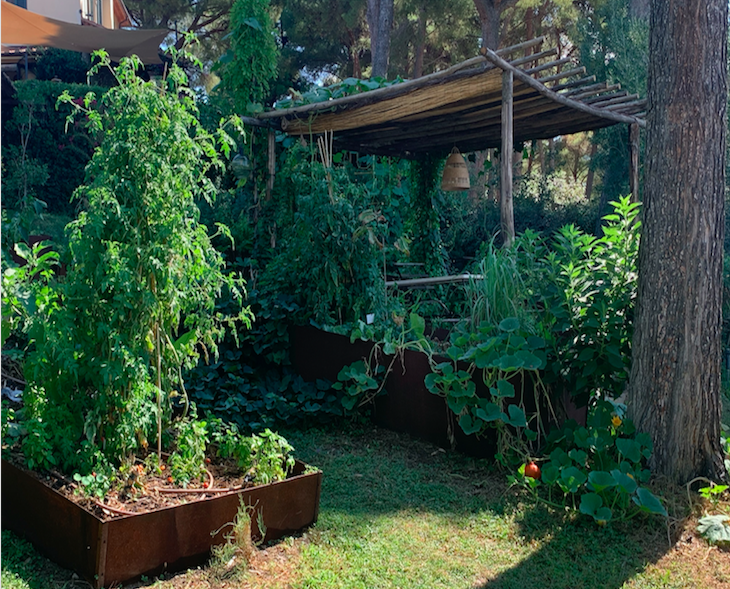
257,37,646,159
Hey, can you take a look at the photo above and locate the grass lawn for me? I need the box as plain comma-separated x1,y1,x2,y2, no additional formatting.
2,425,729,589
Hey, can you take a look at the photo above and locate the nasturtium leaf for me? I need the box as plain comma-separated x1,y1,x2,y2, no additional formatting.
447,396,469,415
424,373,439,393
498,354,524,371
452,380,476,398
514,350,542,370
579,492,603,516
560,466,588,493
541,464,559,485
568,449,588,465
595,507,613,523
550,447,571,467
526,335,545,349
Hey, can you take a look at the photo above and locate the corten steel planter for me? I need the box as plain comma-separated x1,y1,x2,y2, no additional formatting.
290,325,503,457
1,458,321,588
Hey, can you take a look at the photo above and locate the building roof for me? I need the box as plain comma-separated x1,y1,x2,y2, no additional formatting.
258,37,646,159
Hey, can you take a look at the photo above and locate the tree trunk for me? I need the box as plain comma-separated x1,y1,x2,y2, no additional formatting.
367,0,394,78
628,0,728,483
413,6,426,79
584,140,597,201
473,0,501,49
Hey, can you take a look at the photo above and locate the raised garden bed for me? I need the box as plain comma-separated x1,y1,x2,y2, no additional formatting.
1,458,321,588
290,325,501,456
290,325,586,457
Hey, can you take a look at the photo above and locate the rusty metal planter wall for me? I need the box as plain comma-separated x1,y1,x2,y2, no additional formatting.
290,325,499,457
1,459,321,588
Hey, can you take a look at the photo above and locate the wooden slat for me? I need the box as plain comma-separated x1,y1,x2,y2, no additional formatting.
523,57,572,75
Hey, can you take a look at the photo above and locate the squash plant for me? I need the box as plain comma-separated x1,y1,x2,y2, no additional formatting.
19,50,252,486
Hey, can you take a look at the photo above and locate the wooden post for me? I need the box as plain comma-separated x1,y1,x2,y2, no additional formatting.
500,69,515,246
629,122,640,202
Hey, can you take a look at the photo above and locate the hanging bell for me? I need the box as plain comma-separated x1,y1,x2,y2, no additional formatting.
440,147,470,191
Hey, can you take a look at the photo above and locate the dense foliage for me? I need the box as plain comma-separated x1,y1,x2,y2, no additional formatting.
7,52,254,492
214,0,280,112
2,79,104,216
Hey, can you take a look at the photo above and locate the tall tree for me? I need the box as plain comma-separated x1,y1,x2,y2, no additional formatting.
471,0,519,49
125,0,234,57
628,0,728,482
367,0,395,77
276,0,369,79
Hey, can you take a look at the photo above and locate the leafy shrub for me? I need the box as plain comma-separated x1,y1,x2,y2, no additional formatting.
510,400,667,525
535,196,640,407
35,48,89,84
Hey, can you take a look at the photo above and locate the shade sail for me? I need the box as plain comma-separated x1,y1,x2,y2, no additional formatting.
1,1,168,65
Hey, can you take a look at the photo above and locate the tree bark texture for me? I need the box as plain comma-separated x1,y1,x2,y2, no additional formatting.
472,0,518,50
367,0,394,78
628,0,728,483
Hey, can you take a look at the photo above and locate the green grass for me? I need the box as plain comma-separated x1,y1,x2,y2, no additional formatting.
2,425,728,589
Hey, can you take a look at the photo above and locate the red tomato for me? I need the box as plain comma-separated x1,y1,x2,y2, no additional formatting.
524,462,541,480
167,476,173,484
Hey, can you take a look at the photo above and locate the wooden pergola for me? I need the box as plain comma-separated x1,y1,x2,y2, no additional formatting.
254,36,646,244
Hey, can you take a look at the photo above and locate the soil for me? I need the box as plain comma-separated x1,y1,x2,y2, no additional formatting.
2,445,267,521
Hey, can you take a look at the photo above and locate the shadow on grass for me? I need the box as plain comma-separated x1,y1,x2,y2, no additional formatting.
287,424,676,589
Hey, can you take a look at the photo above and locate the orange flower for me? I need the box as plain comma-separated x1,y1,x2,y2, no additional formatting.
611,415,622,428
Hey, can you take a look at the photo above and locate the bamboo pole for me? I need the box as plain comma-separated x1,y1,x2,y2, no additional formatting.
535,66,586,84
482,48,646,127
524,57,572,75
509,47,558,68
551,75,597,92
385,273,483,288
501,69,515,247
257,38,547,122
